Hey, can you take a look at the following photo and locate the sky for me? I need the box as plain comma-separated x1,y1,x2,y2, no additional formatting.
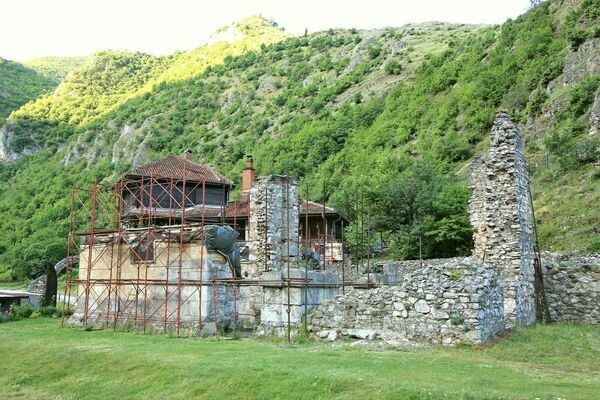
1,0,531,62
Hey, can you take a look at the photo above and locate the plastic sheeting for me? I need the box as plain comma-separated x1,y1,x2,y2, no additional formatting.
204,225,242,278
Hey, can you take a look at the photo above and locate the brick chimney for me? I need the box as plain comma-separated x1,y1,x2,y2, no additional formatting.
240,155,255,202
184,149,193,160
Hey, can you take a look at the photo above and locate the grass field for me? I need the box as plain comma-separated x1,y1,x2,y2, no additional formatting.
0,319,598,399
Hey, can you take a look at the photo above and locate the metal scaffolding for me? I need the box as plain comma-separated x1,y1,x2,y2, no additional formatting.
60,167,374,341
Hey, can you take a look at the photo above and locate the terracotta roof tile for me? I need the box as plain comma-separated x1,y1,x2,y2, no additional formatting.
126,156,234,186
300,200,338,215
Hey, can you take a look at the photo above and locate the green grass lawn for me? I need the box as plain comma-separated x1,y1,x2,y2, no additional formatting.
0,280,29,290
0,319,598,399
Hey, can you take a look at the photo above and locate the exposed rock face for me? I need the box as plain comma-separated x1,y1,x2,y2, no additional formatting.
309,258,504,345
541,252,600,324
0,123,42,162
590,92,600,136
469,111,536,329
548,38,599,91
110,121,151,167
249,175,299,274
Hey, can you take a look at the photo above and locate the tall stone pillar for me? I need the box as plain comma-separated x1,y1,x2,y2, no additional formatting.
469,110,536,328
249,175,299,273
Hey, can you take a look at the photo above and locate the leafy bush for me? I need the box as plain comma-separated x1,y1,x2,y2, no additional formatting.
384,59,403,75
36,306,61,317
61,303,75,317
367,44,383,59
9,303,34,320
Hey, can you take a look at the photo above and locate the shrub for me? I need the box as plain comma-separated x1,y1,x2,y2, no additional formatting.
367,44,383,59
61,304,75,317
36,306,60,317
567,29,588,50
384,59,403,75
9,303,34,320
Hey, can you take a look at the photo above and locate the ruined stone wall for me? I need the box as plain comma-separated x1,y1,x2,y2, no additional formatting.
309,258,504,345
28,255,79,306
541,253,599,324
240,176,300,326
469,111,536,328
249,176,299,274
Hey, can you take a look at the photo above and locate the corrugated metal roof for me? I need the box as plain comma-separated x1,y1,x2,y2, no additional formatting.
126,156,234,186
0,290,36,298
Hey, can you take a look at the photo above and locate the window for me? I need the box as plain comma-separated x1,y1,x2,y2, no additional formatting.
131,240,155,264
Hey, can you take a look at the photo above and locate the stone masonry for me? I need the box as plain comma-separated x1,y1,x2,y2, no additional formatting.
249,175,299,274
309,258,504,345
246,175,341,336
469,110,536,328
245,175,337,334
68,232,236,335
257,269,339,337
28,256,79,306
541,252,599,324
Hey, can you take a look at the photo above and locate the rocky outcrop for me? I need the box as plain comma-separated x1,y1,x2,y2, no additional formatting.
469,111,536,329
0,123,42,162
590,92,599,136
309,258,504,345
548,38,599,91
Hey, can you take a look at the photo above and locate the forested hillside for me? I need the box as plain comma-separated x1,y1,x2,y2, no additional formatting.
0,1,598,280
0,58,56,120
25,56,88,84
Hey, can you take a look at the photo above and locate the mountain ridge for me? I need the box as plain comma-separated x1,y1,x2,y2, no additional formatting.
0,2,598,280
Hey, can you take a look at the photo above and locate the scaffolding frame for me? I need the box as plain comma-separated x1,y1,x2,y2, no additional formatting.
61,167,379,341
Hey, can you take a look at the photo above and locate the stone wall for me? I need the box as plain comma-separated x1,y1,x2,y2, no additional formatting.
309,258,504,345
469,111,536,328
249,175,299,274
28,255,79,307
256,269,339,337
541,252,599,324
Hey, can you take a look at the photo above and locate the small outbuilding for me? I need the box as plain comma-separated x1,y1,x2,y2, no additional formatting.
0,290,35,313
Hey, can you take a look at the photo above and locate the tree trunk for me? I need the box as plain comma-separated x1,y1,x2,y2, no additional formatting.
42,265,58,307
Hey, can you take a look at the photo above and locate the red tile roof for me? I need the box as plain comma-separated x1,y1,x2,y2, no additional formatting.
126,156,234,186
301,200,338,215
